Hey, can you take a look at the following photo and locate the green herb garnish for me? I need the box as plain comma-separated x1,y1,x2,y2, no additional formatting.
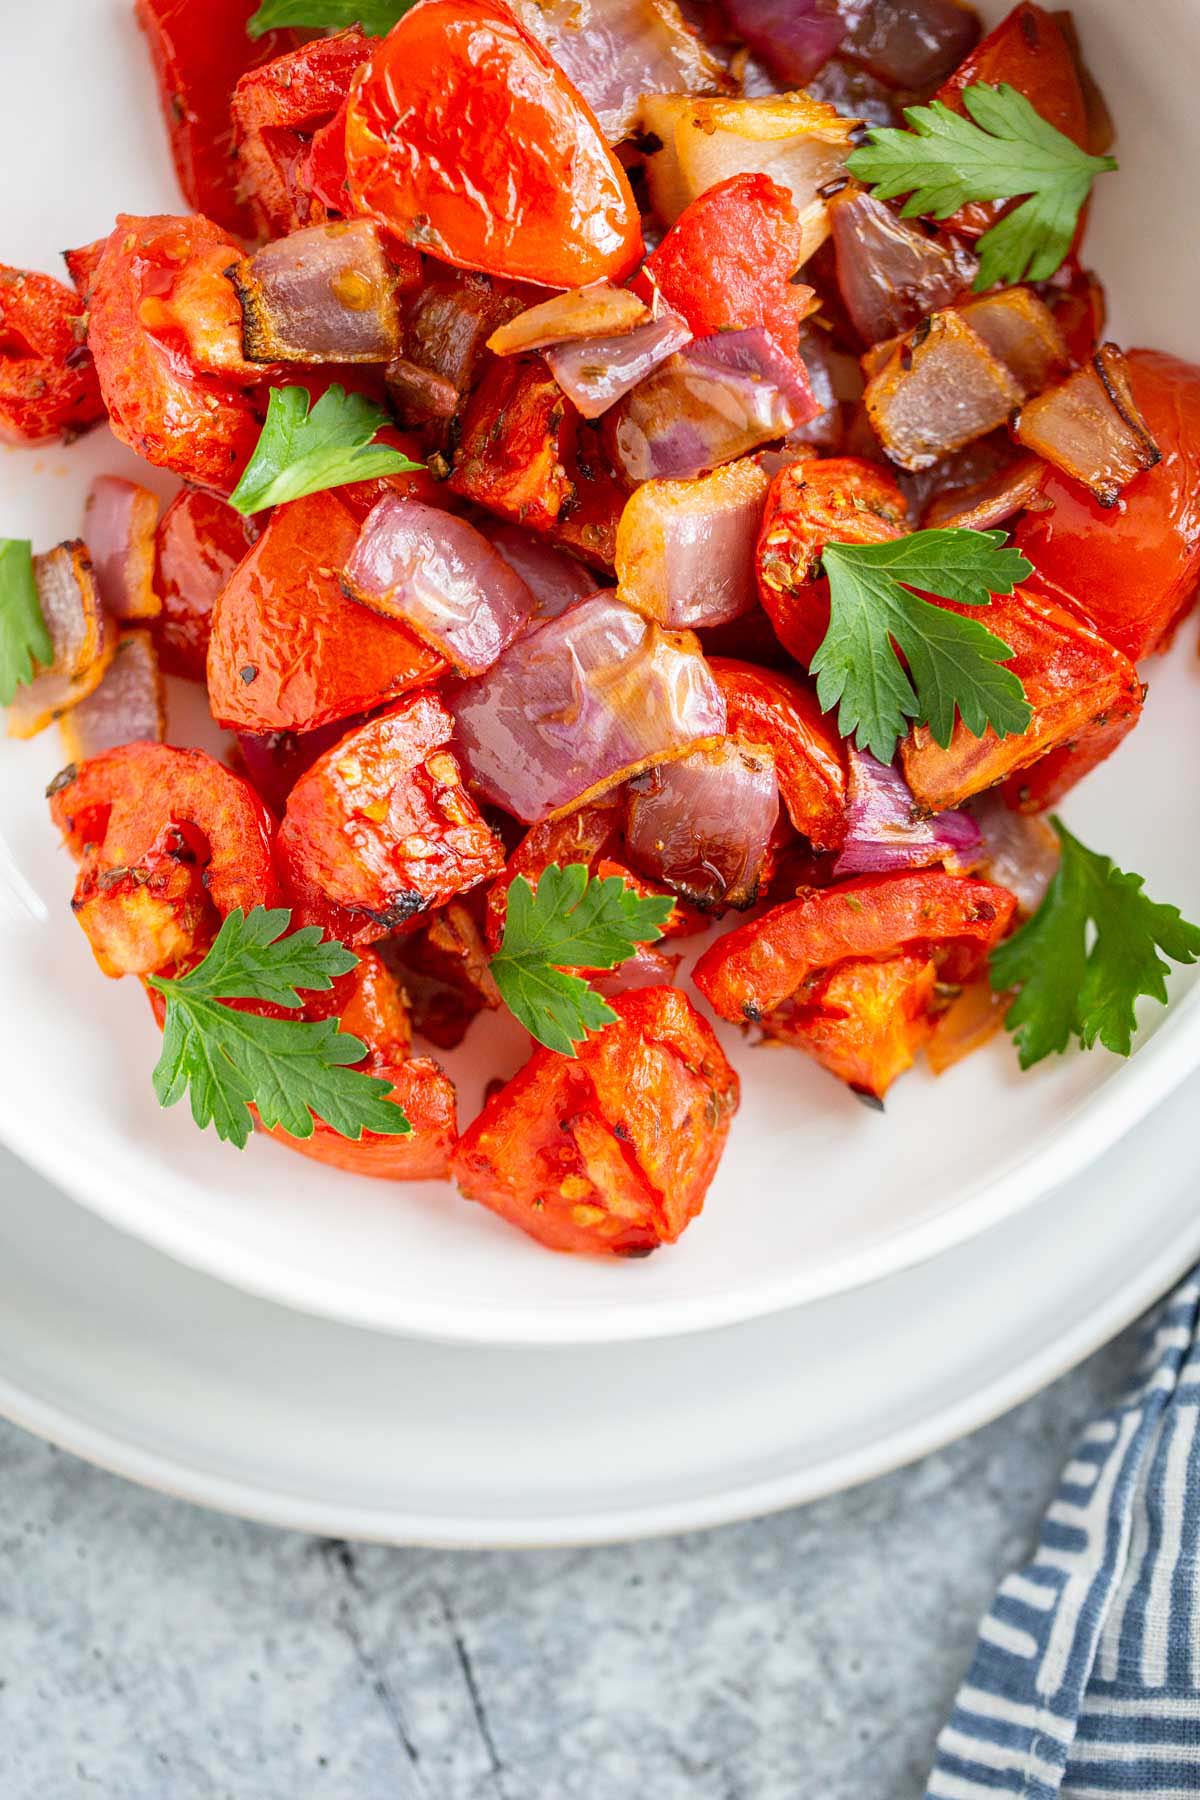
229,385,424,515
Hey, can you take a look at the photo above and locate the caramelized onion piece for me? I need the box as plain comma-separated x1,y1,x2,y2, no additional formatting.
610,328,815,482
626,740,779,910
639,91,853,254
449,594,726,823
343,497,536,675
924,454,1049,531
839,0,980,89
488,282,650,357
508,0,725,144
865,311,1023,472
1013,343,1162,507
6,542,116,739
829,188,977,346
385,356,460,427
958,289,1070,399
58,631,165,762
489,524,600,620
229,221,401,364
968,794,1060,918
84,476,161,621
545,310,692,419
834,747,980,877
615,457,769,629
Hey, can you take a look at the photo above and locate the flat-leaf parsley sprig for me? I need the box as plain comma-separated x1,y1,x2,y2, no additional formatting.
229,385,425,515
490,864,675,1056
846,82,1118,290
809,526,1034,764
990,819,1200,1069
248,0,413,33
0,538,52,705
145,907,410,1148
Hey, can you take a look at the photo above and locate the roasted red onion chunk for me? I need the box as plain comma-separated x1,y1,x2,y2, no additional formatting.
229,221,401,364
7,541,114,740
957,289,1069,400
839,0,980,89
592,941,683,996
488,282,651,357
449,594,727,823
717,0,849,87
58,631,164,762
1014,344,1162,507
83,475,160,621
626,740,779,910
829,188,977,347
506,0,723,144
865,311,1023,472
489,524,600,620
385,356,459,427
610,329,817,483
344,497,536,675
968,794,1059,918
615,457,769,629
924,455,1048,532
834,748,981,877
545,310,693,419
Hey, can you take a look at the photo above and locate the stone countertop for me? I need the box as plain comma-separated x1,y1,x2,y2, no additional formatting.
0,1324,1142,1800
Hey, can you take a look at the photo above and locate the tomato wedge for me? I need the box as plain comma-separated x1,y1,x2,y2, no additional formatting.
343,0,643,287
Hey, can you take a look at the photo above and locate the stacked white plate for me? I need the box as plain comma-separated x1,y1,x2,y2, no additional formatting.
1,0,1198,1545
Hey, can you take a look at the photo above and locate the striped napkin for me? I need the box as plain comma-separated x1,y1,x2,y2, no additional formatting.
927,1271,1200,1797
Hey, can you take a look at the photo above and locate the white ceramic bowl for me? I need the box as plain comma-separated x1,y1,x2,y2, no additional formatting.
1,0,1198,1346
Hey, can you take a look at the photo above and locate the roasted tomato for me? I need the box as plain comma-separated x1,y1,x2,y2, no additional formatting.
343,0,642,287
693,870,1016,1025
756,457,910,667
277,694,505,946
87,215,264,491
450,356,624,568
153,488,259,682
769,952,940,1101
207,489,445,733
0,265,105,445
231,30,375,239
934,3,1088,240
304,945,414,1063
642,173,817,364
1015,350,1200,663
134,0,300,237
710,659,847,851
452,986,738,1255
48,743,279,978
900,584,1143,811
268,1058,458,1179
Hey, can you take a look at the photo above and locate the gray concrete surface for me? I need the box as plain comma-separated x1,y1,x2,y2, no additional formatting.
0,1321,1143,1800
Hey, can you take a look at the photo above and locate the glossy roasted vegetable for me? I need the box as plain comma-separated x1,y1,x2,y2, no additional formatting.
6,543,115,740
58,631,165,764
152,489,258,684
710,658,847,850
0,265,105,445
232,30,374,240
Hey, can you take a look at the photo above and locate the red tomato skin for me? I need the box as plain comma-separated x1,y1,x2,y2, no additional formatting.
0,265,105,445
153,488,259,683
87,215,264,492
134,0,300,237
642,173,817,364
267,1058,457,1180
709,659,847,851
770,952,939,1100
452,987,738,1256
206,489,445,734
1015,350,1200,663
343,0,643,288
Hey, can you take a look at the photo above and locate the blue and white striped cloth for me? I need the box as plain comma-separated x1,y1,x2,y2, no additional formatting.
928,1272,1200,1798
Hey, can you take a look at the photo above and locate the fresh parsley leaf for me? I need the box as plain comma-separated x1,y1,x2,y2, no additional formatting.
248,0,413,37
229,385,424,515
990,819,1200,1069
846,81,1118,289
0,539,52,706
810,527,1034,763
490,865,674,1056
145,907,410,1148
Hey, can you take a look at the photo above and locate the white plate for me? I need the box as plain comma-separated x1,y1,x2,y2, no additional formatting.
0,1064,1198,1547
2,0,1199,1347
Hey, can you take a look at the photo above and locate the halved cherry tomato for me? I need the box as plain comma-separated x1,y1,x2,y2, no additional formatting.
1015,350,1200,663
343,0,643,288
268,1058,457,1179
277,694,505,946
899,584,1143,811
934,3,1088,240
452,986,738,1255
450,357,624,568
768,951,939,1100
231,30,375,239
710,658,847,851
135,0,300,237
692,870,1016,1024
207,489,445,733
153,488,259,683
87,215,264,491
48,743,279,978
642,173,817,364
755,457,910,667
0,265,105,445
